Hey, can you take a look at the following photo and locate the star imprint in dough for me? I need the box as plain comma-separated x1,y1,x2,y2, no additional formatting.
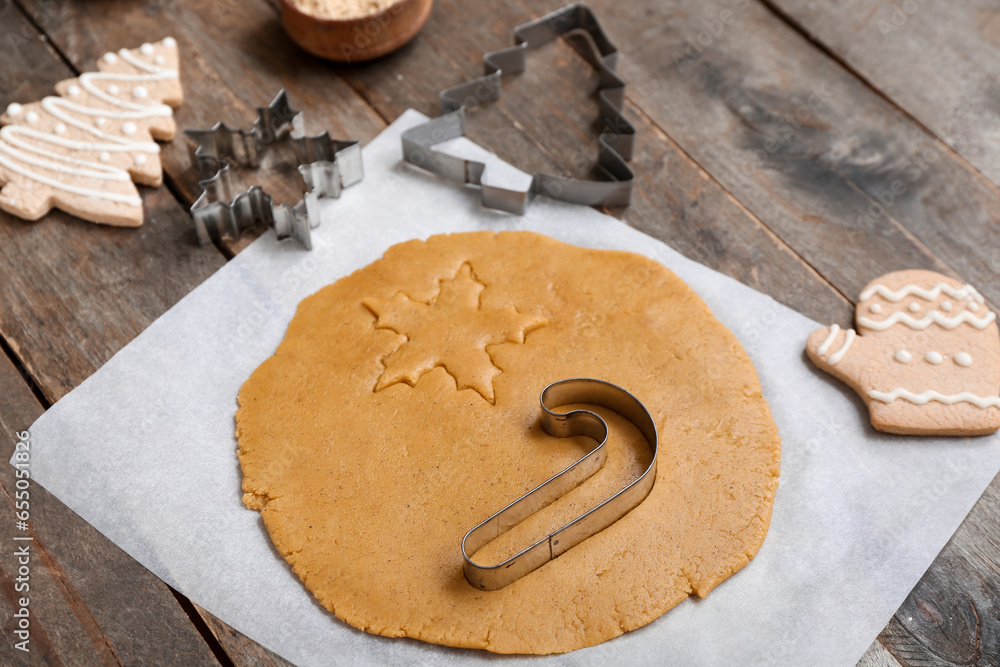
362,263,547,403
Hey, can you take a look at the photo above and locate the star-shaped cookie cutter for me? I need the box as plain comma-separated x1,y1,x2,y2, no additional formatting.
401,3,635,215
462,378,658,590
187,90,363,250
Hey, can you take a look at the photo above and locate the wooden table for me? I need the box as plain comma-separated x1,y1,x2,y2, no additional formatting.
1,0,997,664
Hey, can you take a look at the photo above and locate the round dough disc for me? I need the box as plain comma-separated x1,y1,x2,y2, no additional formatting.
236,231,780,654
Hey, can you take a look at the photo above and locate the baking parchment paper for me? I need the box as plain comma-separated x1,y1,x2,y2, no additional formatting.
19,110,1000,666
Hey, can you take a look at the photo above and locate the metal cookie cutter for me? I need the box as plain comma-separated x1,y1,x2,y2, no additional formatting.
186,90,363,250
401,3,635,215
462,378,657,590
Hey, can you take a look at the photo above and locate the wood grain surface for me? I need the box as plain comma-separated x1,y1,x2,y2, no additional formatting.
0,0,997,664
764,0,1000,192
0,352,220,666
337,0,854,324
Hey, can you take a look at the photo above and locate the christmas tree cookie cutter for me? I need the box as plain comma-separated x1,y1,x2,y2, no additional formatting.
462,378,658,590
401,3,635,215
187,90,363,250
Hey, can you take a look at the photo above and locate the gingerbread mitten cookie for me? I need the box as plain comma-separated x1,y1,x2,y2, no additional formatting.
0,38,182,227
806,270,1000,436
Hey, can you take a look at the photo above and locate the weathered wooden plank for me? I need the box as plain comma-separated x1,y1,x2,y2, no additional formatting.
858,640,904,667
0,352,94,667
15,0,388,256
0,351,219,666
0,353,42,444
763,0,1000,192
15,0,853,322
0,0,228,404
0,190,226,404
0,2,232,663
195,605,295,667
524,0,1000,310
878,472,1000,666
336,0,854,324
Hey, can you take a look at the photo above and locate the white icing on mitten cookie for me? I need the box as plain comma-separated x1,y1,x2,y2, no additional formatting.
0,38,182,227
806,270,1000,436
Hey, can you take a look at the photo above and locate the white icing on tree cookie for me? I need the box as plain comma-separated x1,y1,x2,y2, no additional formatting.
0,38,182,227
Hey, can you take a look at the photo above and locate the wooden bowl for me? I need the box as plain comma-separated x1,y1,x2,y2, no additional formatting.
279,0,433,63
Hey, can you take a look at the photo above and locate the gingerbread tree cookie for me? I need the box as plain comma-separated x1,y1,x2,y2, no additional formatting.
0,38,182,227
807,270,1000,436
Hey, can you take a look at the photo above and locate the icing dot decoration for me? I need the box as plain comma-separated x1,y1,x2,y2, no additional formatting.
0,38,182,221
810,271,1000,435
154,55,165,65
163,37,177,47
869,303,883,314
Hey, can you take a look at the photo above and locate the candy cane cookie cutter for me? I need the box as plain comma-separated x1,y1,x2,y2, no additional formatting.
462,378,658,591
401,3,635,215
186,90,363,250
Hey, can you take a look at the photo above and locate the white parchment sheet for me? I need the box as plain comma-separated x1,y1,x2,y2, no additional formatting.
20,110,1000,666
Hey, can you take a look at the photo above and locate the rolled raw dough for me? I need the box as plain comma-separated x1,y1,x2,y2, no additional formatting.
236,231,780,654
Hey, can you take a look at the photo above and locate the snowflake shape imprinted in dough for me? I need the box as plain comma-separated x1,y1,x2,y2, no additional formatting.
362,263,547,403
